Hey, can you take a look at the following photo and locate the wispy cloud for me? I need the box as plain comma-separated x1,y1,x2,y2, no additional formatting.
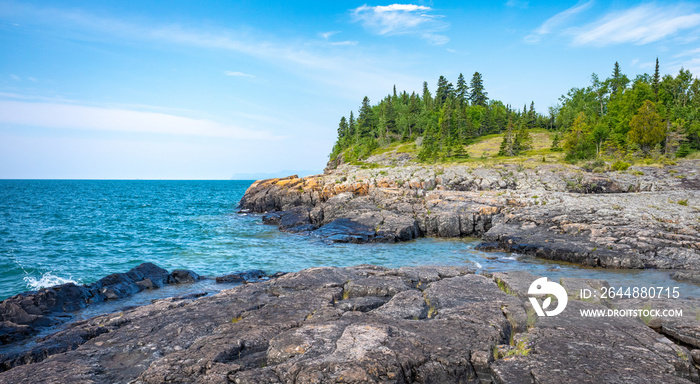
319,30,358,46
351,3,449,45
330,40,359,46
0,101,280,140
224,71,255,78
570,4,700,46
0,2,420,99
525,0,593,44
506,0,529,9
320,31,339,39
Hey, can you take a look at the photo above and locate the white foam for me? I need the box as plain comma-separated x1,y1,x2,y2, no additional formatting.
24,272,78,291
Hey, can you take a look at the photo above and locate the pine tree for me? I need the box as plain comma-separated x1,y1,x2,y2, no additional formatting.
422,81,433,111
652,57,660,100
611,61,622,95
436,76,451,107
469,72,488,106
348,111,356,137
498,117,515,156
513,121,532,154
338,116,348,140
357,96,374,137
456,73,468,106
551,132,562,151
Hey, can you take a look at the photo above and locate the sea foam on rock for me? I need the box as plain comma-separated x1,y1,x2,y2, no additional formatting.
0,263,200,345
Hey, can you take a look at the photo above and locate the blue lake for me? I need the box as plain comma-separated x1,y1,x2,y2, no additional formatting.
2,179,698,301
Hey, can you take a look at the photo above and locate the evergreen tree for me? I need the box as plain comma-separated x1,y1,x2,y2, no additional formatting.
513,120,532,154
609,62,629,97
652,57,660,100
357,96,375,138
456,73,468,105
469,72,488,106
348,111,356,137
338,116,348,140
611,61,622,95
436,76,449,107
551,132,562,151
498,117,515,156
422,81,433,111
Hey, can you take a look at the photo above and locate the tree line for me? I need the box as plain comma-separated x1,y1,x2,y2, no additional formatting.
330,61,700,164
555,59,699,161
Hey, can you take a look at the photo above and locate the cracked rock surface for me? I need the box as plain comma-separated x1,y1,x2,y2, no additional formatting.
2,265,699,383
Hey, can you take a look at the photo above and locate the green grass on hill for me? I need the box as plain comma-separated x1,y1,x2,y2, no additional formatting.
362,129,564,166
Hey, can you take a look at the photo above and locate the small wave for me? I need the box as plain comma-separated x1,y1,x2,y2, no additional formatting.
24,272,78,291
472,262,483,269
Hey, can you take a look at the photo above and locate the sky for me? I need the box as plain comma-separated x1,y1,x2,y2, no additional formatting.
1,0,700,179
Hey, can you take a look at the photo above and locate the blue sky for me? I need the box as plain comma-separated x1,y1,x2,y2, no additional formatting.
1,0,700,179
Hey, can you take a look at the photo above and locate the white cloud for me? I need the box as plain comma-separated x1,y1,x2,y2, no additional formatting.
329,41,359,46
0,101,280,140
570,4,700,46
224,71,255,78
506,0,529,9
320,31,339,39
524,0,594,44
10,74,20,81
351,3,449,45
373,4,430,12
0,2,423,101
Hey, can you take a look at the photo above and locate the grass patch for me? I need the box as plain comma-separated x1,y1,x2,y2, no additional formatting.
505,336,532,357
465,130,554,159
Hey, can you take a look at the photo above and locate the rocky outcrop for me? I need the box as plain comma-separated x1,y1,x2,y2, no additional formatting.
239,160,700,269
1,265,699,383
0,263,201,346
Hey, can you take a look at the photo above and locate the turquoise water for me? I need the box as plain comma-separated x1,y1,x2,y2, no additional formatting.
2,179,699,301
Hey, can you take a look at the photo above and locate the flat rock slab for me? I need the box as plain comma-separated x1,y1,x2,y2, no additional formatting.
0,265,699,383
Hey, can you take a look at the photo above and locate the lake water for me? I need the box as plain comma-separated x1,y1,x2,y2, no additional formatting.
2,179,699,302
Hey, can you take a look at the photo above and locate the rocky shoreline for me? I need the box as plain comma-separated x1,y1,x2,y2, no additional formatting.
1,264,700,383
0,263,277,371
1,159,699,382
239,158,700,270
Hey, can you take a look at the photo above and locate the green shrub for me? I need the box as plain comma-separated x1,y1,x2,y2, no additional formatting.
611,160,630,171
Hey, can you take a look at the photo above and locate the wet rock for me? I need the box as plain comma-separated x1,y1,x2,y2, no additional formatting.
0,263,197,346
169,270,201,284
215,270,267,283
672,271,700,285
312,218,376,243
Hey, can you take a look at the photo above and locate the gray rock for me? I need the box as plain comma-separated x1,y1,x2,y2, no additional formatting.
1,265,699,383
